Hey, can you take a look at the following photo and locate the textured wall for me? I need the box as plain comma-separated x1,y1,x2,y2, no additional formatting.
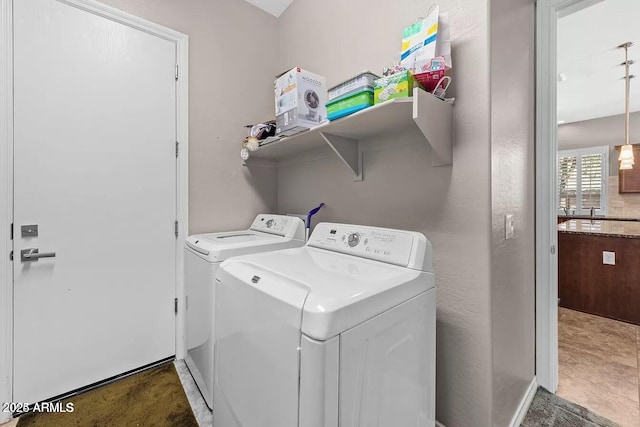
559,112,640,176
100,0,280,234
559,114,640,217
558,112,640,151
88,1,536,425
489,0,536,425
276,1,494,425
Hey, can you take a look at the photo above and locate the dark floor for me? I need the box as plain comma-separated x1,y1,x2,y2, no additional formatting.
522,387,618,427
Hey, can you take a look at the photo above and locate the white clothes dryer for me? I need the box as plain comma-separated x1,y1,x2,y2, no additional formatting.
213,222,436,427
184,214,305,409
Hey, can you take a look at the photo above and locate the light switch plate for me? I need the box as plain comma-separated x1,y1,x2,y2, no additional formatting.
603,251,615,265
505,214,515,240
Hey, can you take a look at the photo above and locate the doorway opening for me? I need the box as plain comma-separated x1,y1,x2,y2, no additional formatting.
537,0,640,425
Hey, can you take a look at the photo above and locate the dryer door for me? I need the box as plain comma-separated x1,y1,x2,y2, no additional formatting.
214,261,309,427
339,291,435,427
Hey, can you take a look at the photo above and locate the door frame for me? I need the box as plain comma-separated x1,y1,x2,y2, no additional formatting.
0,0,188,420
535,0,603,393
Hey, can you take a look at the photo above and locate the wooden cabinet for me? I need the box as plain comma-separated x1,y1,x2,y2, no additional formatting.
616,144,640,193
558,232,640,325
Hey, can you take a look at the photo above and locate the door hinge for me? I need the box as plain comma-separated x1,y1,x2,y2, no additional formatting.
175,64,179,81
175,220,179,238
10,223,13,240
174,298,178,314
9,250,13,261
175,141,179,158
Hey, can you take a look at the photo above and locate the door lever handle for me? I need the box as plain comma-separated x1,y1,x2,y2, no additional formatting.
21,248,56,262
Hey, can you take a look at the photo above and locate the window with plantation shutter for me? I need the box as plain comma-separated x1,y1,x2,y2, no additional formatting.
558,147,608,215
581,154,603,210
558,155,577,211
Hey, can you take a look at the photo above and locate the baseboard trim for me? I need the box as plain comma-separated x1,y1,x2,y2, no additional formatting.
510,376,538,427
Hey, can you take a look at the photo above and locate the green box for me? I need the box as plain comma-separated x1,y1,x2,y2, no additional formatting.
373,71,422,104
326,90,374,121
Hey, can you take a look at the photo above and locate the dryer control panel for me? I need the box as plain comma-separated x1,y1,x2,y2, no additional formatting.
307,223,431,270
250,214,305,240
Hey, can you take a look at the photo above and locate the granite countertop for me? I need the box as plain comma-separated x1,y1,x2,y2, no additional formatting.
558,215,640,222
558,219,640,238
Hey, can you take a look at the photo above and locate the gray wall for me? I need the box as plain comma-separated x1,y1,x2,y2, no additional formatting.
278,0,506,425
559,112,640,176
559,112,640,150
101,0,280,234
559,113,640,217
490,0,536,425
277,1,535,426
98,1,536,425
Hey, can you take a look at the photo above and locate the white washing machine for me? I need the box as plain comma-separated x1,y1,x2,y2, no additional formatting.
184,214,305,409
213,222,436,427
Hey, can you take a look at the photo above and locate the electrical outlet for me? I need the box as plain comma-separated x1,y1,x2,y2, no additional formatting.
505,214,515,240
603,251,615,265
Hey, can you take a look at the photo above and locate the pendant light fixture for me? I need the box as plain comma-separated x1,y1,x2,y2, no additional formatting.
619,42,635,170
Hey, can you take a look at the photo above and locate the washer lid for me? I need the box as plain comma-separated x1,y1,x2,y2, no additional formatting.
185,215,305,262
219,245,433,341
185,231,294,263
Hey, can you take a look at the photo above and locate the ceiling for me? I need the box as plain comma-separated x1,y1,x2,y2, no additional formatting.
243,0,294,17
558,0,640,124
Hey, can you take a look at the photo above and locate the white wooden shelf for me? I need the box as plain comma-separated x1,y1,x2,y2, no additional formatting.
244,88,453,180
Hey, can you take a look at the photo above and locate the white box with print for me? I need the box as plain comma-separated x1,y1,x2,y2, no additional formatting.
275,67,327,136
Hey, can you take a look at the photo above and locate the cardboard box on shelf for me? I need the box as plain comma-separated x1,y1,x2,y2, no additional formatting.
274,67,328,137
326,90,374,121
328,71,379,103
373,71,423,104
400,6,439,70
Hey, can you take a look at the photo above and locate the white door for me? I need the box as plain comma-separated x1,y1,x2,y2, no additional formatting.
13,0,177,403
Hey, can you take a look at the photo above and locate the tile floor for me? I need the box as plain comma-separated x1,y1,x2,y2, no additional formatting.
558,307,640,427
3,312,639,427
175,359,213,426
